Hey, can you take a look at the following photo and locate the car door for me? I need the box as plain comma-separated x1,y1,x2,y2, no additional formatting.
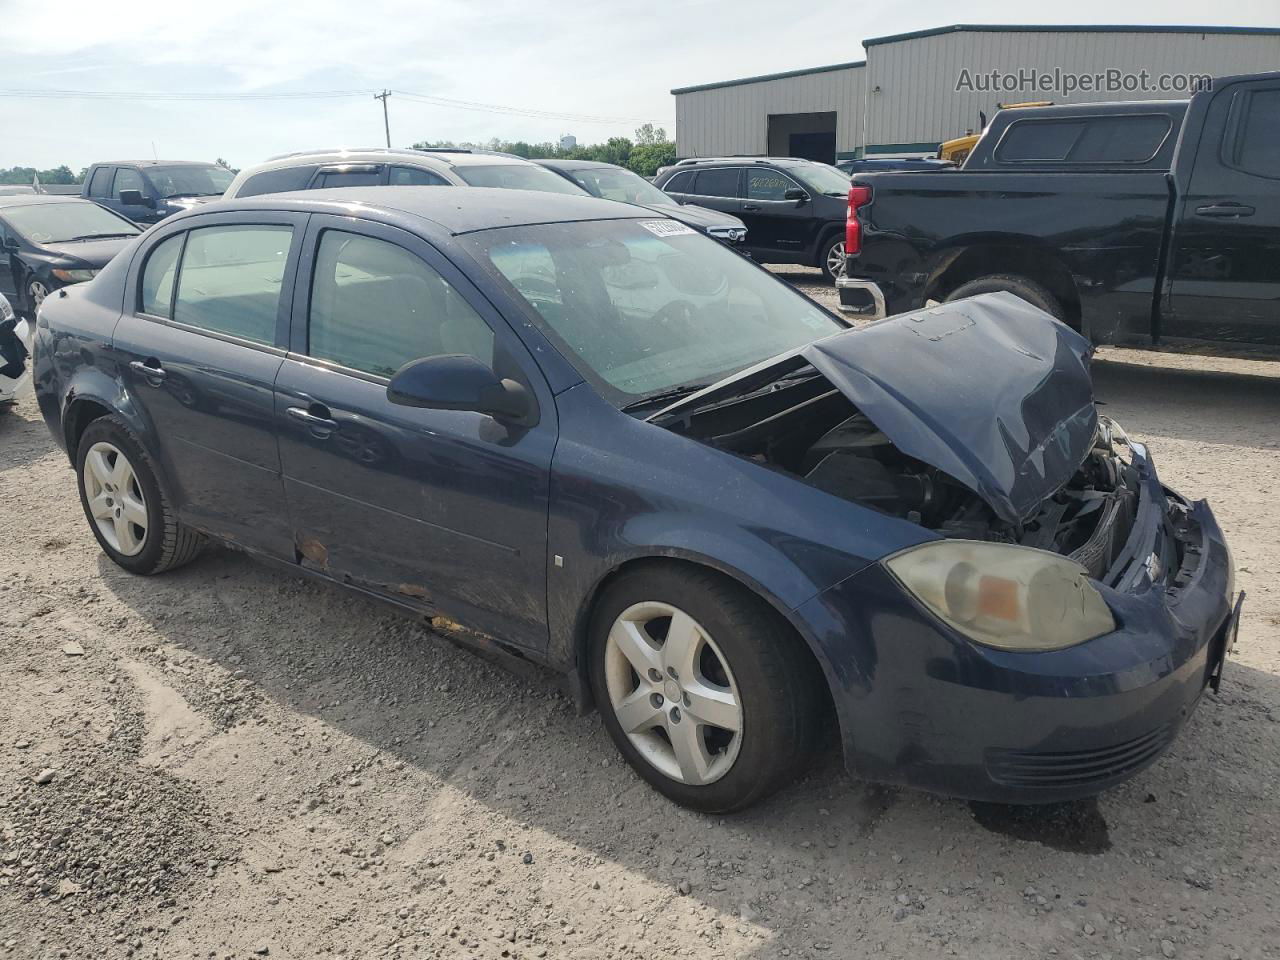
740,167,813,258
682,167,744,221
112,212,306,557
274,214,555,651
111,167,162,223
84,166,115,212
1165,78,1280,345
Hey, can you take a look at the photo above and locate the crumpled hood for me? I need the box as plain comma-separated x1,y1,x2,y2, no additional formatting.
657,293,1097,524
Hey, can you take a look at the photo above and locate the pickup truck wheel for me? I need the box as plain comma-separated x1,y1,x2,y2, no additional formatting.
945,275,1065,321
588,565,825,813
820,236,846,282
76,415,205,575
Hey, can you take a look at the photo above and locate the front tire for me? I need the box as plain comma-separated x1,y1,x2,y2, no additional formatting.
588,565,825,813
76,416,204,575
820,235,846,282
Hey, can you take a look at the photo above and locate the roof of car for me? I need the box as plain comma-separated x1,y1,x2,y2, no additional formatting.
0,194,95,210
666,156,829,169
192,186,653,235
245,148,534,172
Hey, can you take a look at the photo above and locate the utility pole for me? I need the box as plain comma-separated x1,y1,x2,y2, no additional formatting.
374,90,392,148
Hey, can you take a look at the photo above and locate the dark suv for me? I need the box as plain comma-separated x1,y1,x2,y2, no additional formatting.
653,158,851,279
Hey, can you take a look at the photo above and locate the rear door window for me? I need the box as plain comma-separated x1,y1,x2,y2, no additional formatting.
172,225,293,345
139,233,184,318
692,168,741,198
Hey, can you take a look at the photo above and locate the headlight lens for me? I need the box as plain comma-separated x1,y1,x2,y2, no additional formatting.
884,540,1115,651
51,268,97,283
0,294,13,321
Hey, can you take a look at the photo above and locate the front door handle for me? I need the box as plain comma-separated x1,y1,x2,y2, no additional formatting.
287,404,338,438
1195,202,1255,218
129,359,167,384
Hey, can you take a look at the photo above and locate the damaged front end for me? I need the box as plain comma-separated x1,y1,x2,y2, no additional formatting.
652,293,1140,579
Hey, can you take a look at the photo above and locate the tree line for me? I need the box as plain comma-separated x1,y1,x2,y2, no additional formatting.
412,124,677,178
0,165,83,185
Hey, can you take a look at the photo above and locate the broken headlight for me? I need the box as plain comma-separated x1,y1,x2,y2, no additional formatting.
884,541,1115,652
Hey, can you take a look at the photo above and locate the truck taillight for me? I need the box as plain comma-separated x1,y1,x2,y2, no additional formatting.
846,184,872,256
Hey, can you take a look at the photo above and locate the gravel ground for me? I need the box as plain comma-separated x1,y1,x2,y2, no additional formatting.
2,276,1279,959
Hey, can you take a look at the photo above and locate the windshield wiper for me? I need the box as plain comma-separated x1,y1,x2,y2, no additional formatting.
63,232,138,241
620,382,714,413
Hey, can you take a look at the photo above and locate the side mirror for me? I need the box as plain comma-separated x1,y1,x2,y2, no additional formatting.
387,354,537,426
784,187,810,203
119,189,156,208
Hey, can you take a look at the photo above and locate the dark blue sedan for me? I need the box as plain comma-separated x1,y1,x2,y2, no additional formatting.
32,187,1239,812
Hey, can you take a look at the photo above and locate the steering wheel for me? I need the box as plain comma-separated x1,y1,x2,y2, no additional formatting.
652,299,698,330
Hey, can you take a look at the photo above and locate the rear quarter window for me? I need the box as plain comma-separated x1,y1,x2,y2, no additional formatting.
235,165,321,198
995,115,1172,164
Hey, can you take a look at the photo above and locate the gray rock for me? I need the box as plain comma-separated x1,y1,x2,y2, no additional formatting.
33,768,55,785
1161,939,1176,958
61,641,85,657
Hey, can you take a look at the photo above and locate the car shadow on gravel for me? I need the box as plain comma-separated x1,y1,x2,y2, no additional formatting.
92,533,1279,943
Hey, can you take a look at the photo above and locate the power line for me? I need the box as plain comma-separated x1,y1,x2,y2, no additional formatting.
0,86,664,125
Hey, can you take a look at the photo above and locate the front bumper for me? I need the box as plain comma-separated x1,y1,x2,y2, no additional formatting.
797,445,1238,803
835,276,886,320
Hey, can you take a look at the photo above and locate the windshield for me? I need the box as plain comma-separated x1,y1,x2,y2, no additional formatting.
793,162,853,196
469,219,843,405
146,164,235,198
3,202,141,243
455,163,587,195
568,166,673,207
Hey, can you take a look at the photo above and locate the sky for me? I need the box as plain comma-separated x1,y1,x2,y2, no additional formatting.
1,0,1277,172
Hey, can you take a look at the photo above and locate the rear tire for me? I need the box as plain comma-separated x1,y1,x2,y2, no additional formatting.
75,415,204,575
588,564,825,813
944,274,1065,320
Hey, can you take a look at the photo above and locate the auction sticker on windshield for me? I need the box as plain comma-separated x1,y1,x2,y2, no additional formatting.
638,220,696,238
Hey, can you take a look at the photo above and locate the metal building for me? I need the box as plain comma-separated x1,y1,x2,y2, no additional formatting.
672,24,1280,162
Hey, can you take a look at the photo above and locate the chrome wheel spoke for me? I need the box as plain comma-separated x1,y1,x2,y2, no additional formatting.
86,449,114,489
113,513,141,554
683,680,740,733
88,492,114,520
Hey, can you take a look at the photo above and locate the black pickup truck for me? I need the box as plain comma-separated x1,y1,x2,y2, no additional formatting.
837,72,1280,348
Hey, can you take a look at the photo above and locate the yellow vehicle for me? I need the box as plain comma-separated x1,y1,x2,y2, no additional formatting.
939,102,1054,166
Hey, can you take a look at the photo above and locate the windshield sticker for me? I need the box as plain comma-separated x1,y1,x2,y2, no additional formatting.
638,220,696,238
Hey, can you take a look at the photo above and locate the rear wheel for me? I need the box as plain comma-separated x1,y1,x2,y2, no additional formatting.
75,416,204,575
588,565,825,812
944,274,1065,321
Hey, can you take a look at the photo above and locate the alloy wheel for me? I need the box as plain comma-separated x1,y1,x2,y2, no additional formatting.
82,441,148,556
826,240,846,279
28,280,48,311
603,601,743,785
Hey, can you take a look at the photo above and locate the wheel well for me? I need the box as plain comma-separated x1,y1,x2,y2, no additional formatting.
812,224,844,264
927,244,1082,330
570,556,836,726
63,399,113,459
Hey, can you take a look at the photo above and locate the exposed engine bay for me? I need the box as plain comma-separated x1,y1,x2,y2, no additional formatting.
660,370,1141,580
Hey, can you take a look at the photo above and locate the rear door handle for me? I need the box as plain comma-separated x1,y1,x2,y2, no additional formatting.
129,359,166,383
287,404,339,438
1195,202,1255,218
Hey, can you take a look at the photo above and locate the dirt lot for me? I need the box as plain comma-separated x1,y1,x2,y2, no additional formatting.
2,277,1279,960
